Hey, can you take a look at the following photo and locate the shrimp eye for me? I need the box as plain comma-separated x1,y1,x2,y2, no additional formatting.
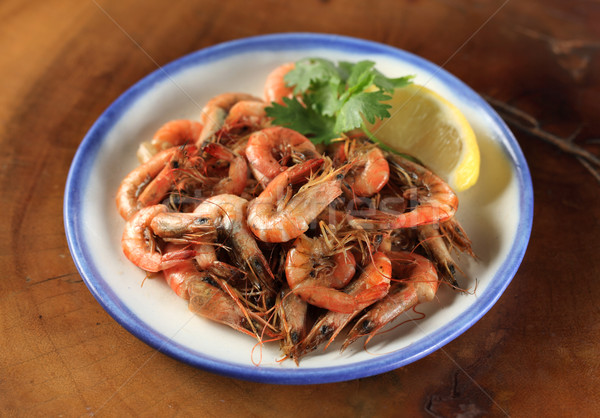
320,324,333,336
335,173,344,180
195,217,210,225
290,331,300,344
201,275,217,287
251,257,265,274
171,160,180,169
374,234,383,245
360,320,374,334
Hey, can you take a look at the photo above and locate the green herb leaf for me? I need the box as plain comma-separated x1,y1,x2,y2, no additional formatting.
266,58,413,145
265,97,337,144
307,81,341,117
373,72,414,93
284,58,340,94
335,90,392,133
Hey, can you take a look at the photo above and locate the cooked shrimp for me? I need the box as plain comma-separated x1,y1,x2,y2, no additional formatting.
351,155,458,229
138,142,248,208
149,194,274,292
136,146,203,210
245,126,321,186
193,194,277,294
388,155,458,227
121,205,195,272
337,140,389,197
149,211,215,244
116,146,193,220
342,251,439,349
194,242,217,269
418,223,460,287
198,92,262,145
246,159,343,243
223,100,270,134
278,286,309,364
439,217,475,257
419,217,475,286
187,272,273,338
203,142,248,196
286,234,384,314
161,247,199,299
264,62,295,105
137,119,203,163
296,252,392,355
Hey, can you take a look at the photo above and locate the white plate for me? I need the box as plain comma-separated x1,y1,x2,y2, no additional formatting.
64,33,533,384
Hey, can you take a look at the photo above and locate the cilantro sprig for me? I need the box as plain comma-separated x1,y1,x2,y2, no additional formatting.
265,58,413,145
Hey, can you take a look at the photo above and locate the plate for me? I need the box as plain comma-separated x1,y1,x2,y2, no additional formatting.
64,33,533,385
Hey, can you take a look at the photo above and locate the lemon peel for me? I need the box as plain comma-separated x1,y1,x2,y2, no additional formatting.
366,84,480,191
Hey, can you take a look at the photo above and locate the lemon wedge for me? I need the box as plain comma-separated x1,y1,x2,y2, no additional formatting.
366,84,480,191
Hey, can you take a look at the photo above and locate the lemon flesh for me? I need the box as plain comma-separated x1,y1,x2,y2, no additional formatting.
366,84,480,191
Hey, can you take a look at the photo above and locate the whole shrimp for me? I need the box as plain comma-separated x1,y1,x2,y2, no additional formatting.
192,194,277,295
198,92,263,145
187,269,276,339
351,154,458,229
137,119,203,163
149,194,276,294
295,252,392,356
222,100,270,136
342,251,440,349
333,139,389,197
121,205,198,272
264,62,295,105
285,234,393,314
245,126,321,186
246,158,344,243
136,146,205,211
116,146,197,220
136,141,247,212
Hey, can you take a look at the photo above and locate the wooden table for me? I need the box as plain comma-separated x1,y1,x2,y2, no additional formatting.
3,0,599,415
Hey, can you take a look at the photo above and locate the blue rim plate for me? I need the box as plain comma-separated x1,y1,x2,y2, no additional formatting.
64,33,533,385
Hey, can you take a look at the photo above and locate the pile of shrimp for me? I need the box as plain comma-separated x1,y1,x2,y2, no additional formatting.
116,63,475,364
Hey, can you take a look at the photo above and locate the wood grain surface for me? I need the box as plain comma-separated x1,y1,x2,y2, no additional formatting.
2,0,599,416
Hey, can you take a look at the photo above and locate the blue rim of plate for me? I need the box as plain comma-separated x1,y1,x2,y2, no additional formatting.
64,32,533,385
